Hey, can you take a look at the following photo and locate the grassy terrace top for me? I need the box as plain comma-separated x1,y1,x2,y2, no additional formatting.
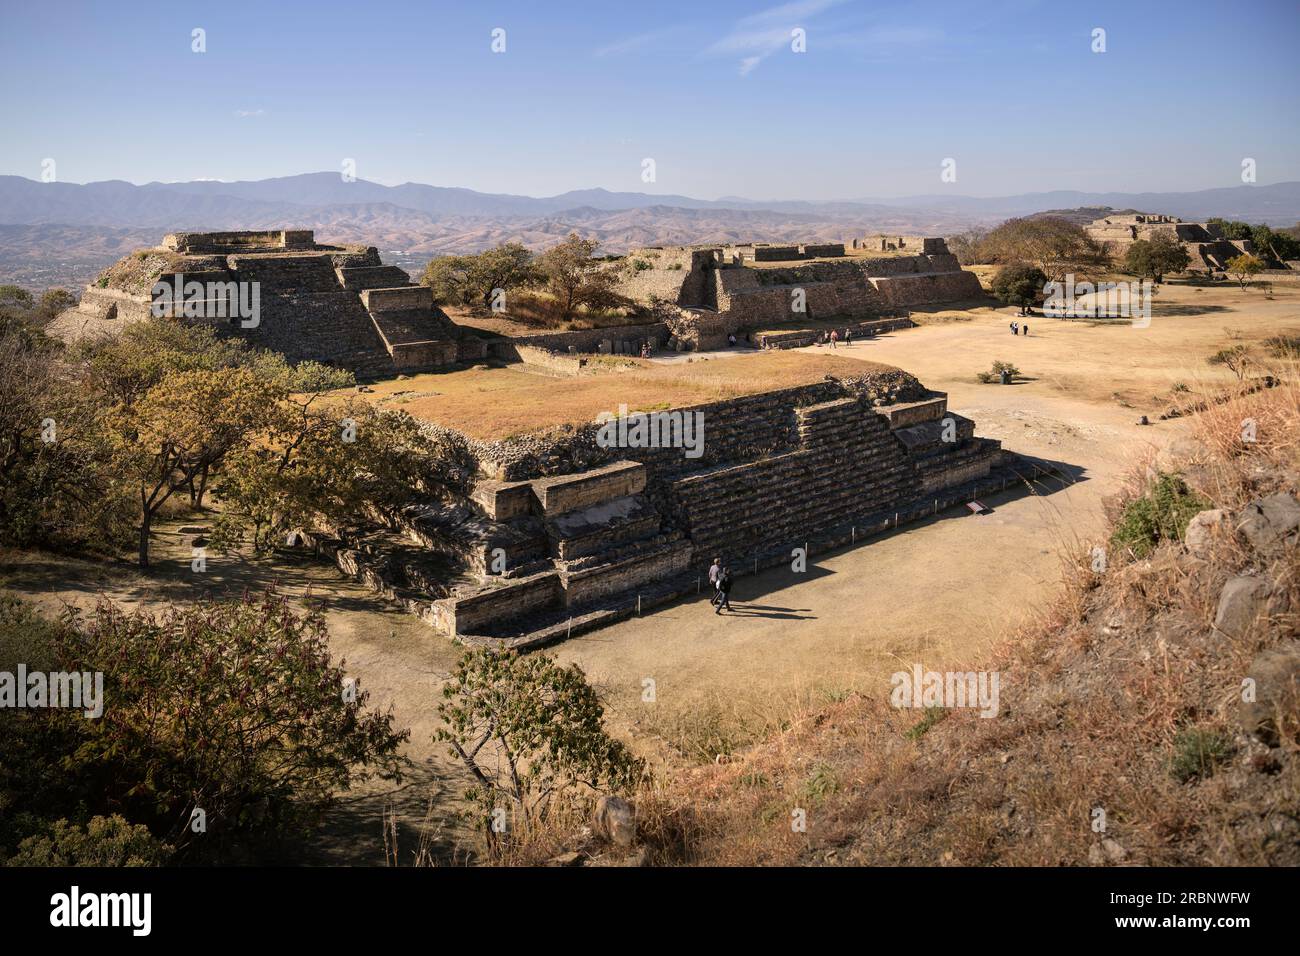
348,352,900,442
743,247,926,269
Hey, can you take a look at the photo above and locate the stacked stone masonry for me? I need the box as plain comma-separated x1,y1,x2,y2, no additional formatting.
51,229,486,377
353,374,1033,648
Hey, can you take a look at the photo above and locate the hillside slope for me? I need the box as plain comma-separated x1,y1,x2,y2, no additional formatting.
649,378,1299,866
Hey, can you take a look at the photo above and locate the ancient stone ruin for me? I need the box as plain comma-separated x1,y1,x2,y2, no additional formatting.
613,237,983,351
49,230,486,376
320,367,1042,649
1084,213,1256,272
48,227,1035,649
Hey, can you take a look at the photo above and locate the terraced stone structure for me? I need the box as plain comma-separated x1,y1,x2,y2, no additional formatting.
613,238,984,350
1084,213,1257,273
330,367,1038,649
49,229,486,377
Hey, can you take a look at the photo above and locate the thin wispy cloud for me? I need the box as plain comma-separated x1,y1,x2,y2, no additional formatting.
705,0,847,76
594,27,683,58
234,109,266,118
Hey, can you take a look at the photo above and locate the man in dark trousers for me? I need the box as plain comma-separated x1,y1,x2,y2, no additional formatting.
715,566,733,614
708,556,723,608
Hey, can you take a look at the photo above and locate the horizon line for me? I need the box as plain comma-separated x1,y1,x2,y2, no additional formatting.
2,171,1293,206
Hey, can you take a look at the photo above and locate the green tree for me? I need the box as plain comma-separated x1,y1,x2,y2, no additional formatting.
1207,218,1252,240
419,254,474,305
537,233,621,318
0,593,407,862
0,285,34,312
437,648,643,853
989,261,1047,308
1226,253,1264,290
1248,224,1300,263
36,288,77,322
211,398,439,555
420,243,540,309
81,318,256,409
980,217,1108,282
0,327,131,550
117,366,281,566
1124,234,1190,283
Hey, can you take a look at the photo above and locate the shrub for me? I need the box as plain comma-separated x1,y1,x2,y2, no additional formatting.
905,707,948,740
7,816,171,867
801,764,839,803
1208,344,1252,379
1169,728,1231,783
1110,473,1207,558
977,360,1021,384
1263,334,1300,359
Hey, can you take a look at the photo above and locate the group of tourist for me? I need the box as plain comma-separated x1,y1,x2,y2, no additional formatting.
1009,320,1030,336
819,328,858,349
707,556,734,614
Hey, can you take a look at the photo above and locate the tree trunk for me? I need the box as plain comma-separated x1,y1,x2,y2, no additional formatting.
138,511,152,567
194,465,210,510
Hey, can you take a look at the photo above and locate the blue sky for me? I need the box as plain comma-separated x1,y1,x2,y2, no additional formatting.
1,0,1297,199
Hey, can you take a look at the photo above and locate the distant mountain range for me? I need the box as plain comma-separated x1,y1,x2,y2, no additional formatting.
2,173,1298,289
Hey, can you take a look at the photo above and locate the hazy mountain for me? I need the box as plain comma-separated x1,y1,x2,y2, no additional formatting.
2,174,1298,290
6,174,1297,230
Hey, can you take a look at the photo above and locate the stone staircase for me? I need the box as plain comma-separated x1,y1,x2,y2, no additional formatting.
313,381,1047,650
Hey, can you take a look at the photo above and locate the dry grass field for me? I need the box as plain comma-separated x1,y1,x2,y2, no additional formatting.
348,351,895,441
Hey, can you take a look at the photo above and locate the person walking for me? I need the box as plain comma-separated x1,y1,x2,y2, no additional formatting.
845,328,853,346
715,566,733,614
708,556,723,608
1022,322,1029,335
1011,320,1019,335
829,329,839,349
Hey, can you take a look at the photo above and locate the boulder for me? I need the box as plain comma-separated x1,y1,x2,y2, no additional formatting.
593,795,636,847
1184,509,1228,557
1214,575,1289,638
1235,493,1300,553
1237,641,1300,746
